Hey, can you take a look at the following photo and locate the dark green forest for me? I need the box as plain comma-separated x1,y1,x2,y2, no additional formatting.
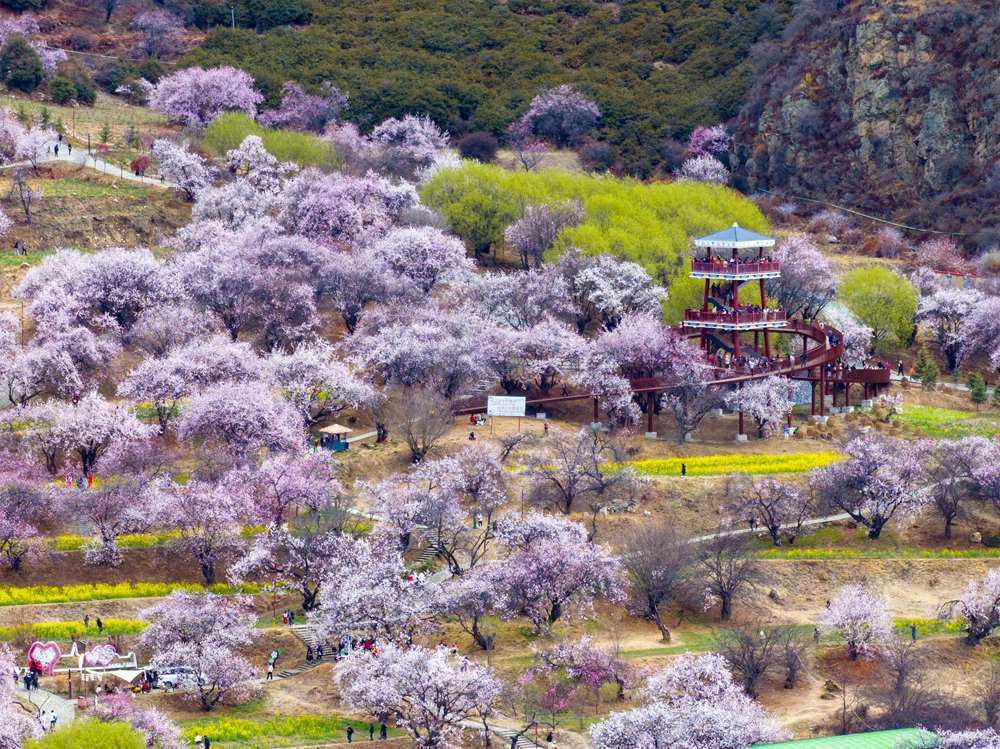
182,0,793,175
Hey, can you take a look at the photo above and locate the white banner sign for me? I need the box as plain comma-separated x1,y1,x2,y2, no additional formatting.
487,395,526,417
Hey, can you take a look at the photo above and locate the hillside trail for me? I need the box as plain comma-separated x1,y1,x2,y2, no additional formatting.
14,684,76,727
0,141,175,189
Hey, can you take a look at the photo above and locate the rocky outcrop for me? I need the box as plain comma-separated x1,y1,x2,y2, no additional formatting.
732,0,998,248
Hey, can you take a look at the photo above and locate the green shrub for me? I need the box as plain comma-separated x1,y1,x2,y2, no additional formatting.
0,35,44,93
202,112,340,170
838,266,917,350
421,162,769,321
49,75,76,104
25,720,145,749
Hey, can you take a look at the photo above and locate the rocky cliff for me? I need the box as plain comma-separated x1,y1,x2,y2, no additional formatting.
732,0,998,249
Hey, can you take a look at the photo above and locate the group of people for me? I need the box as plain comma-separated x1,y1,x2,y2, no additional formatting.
83,614,104,633
344,721,389,742
305,634,382,664
11,240,29,256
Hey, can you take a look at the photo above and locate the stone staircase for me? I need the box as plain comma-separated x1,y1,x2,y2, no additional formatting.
459,720,544,749
271,624,337,679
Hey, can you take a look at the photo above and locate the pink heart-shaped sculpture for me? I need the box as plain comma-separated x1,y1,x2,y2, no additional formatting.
83,643,117,667
27,641,62,675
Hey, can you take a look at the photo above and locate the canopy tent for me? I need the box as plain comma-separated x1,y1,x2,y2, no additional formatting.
318,423,353,437
694,222,775,249
755,728,931,749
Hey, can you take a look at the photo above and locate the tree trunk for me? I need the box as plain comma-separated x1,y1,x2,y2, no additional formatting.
944,513,954,540
302,586,318,611
649,598,671,642
201,562,215,585
719,593,732,621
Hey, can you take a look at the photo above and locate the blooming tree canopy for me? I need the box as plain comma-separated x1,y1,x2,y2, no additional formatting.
0,644,42,746
504,201,583,270
151,139,216,200
140,592,258,711
820,583,892,659
726,476,812,546
687,124,730,157
149,66,263,128
948,568,1000,646
259,81,347,133
676,154,730,184
592,653,781,749
177,380,306,460
162,479,249,584
512,85,600,147
725,376,793,438
336,643,503,749
369,114,449,180
265,340,375,426
811,432,931,538
956,296,1000,372
770,235,836,320
491,511,624,632
565,252,666,332
315,534,441,645
367,226,472,293
917,287,983,372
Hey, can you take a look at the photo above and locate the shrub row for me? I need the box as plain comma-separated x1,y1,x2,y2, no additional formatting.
0,582,261,607
616,451,843,477
755,547,1000,560
0,618,146,642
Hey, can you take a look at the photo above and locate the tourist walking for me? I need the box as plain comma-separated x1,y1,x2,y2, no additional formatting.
369,723,375,741
347,726,354,743
379,723,387,740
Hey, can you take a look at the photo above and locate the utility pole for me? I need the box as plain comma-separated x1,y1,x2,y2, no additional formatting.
230,6,236,28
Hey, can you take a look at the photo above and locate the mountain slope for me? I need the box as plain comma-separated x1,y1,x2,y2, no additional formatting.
731,0,998,248
181,0,794,175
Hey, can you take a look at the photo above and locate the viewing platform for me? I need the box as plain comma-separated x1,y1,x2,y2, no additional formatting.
690,259,780,280
682,308,788,331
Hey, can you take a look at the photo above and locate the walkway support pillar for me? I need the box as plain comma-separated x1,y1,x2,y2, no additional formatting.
646,392,655,435
592,397,599,423
819,367,826,416
810,378,816,415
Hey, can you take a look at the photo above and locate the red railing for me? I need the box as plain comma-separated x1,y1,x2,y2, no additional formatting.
684,309,787,325
691,260,780,274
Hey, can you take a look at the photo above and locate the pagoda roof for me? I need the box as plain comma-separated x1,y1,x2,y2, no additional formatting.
694,222,775,249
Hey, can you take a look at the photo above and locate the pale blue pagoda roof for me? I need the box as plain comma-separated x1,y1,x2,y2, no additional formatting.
694,222,775,249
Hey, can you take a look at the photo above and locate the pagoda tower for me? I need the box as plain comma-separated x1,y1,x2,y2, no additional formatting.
682,223,787,360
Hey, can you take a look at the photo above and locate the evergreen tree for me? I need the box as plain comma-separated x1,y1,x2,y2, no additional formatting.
39,106,50,127
992,384,1000,410
99,121,112,145
914,348,938,389
0,35,44,93
968,373,987,410
15,103,28,125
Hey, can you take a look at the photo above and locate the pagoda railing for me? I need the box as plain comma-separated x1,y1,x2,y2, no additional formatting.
684,309,787,325
691,260,780,274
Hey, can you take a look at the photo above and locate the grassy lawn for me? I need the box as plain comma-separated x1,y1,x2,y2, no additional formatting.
892,404,1000,438
179,716,403,748
1,92,170,148
752,525,1000,559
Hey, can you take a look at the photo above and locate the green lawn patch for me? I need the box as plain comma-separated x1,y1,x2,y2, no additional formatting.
202,113,340,170
893,404,1000,438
